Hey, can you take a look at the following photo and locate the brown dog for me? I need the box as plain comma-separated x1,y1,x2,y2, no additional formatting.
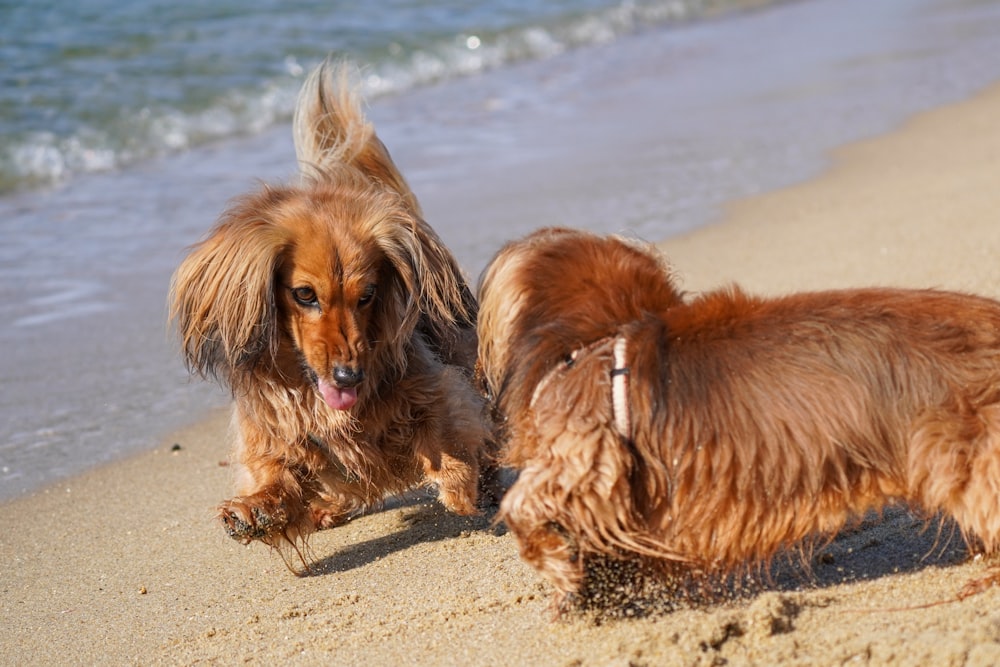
170,61,492,565
477,226,1000,607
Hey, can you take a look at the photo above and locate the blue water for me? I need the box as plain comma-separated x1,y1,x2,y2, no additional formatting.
2,0,1000,501
0,0,770,194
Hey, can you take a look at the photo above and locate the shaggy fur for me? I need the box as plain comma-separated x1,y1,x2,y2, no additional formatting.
477,227,1000,606
170,61,492,562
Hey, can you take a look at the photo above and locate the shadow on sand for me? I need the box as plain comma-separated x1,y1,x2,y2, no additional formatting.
300,491,504,577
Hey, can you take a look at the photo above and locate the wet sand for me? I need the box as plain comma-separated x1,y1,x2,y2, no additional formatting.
4,82,1000,666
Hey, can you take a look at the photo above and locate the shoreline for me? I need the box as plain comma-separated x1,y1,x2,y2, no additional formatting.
6,85,1000,666
9,0,1000,504
659,83,1000,298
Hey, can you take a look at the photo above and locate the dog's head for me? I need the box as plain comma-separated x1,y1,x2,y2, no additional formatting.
170,169,457,410
476,228,683,421
480,230,690,590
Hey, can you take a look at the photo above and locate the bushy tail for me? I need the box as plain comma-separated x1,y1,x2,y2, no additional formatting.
293,59,422,217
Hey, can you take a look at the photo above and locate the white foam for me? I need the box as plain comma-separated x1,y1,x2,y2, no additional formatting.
11,279,115,328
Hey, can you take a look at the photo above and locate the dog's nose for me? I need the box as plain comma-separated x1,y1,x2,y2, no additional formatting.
332,366,364,388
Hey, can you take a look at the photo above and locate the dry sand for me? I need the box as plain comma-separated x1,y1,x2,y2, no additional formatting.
5,84,1000,666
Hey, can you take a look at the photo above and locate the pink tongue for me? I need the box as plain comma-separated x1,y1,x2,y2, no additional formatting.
318,380,358,410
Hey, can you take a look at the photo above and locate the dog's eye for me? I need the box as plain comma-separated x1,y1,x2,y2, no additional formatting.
358,284,376,307
291,286,318,306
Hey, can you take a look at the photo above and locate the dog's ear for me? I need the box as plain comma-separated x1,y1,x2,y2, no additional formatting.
169,187,291,384
518,332,678,562
365,212,423,373
409,215,477,338
368,209,475,368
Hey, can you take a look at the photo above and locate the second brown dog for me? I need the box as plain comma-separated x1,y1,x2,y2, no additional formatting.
477,227,1000,607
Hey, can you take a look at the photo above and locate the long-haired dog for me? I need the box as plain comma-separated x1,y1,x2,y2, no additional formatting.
477,226,1000,607
170,61,493,565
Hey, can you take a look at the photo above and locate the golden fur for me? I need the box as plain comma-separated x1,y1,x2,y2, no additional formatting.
170,61,492,563
477,227,1000,606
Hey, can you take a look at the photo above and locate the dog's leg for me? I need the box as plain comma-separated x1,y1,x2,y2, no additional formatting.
306,467,371,531
417,444,480,516
413,418,482,515
950,403,1000,553
909,400,1000,553
309,502,354,530
219,418,313,546
413,368,488,516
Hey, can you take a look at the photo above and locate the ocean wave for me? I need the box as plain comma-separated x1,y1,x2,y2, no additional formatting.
0,73,303,194
0,0,773,194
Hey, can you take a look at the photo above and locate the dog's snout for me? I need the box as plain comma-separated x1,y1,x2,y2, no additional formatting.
332,365,365,388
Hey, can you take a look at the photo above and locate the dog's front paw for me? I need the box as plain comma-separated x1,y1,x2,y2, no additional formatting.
218,497,289,544
310,504,353,531
437,486,480,517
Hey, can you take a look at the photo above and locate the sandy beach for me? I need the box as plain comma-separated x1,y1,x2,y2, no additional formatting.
5,77,1000,667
